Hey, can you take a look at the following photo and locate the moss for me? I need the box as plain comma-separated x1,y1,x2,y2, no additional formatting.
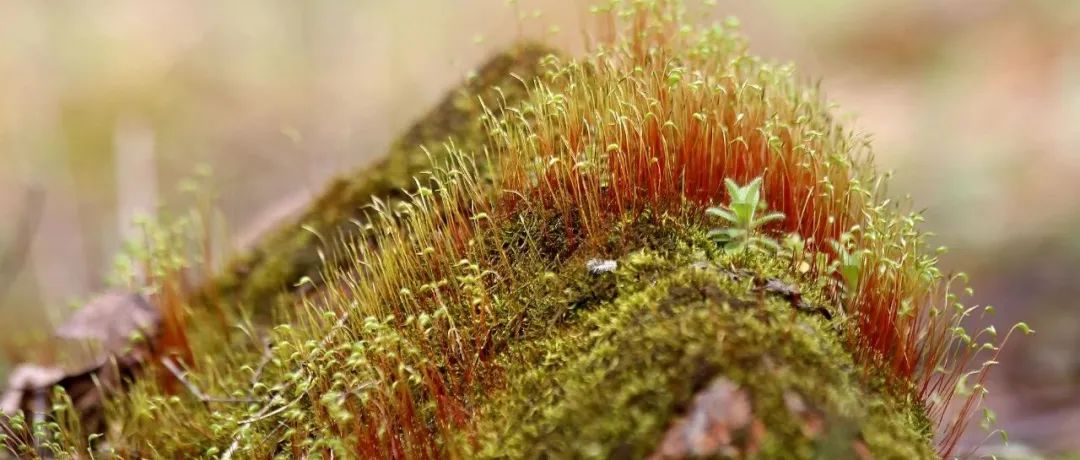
93,193,935,458
199,43,555,316
473,250,934,459
5,6,969,458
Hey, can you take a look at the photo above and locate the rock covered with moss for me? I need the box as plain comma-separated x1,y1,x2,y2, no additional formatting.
3,2,1022,459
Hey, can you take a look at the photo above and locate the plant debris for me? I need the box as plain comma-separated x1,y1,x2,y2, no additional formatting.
1,290,160,439
54,290,160,352
586,258,618,275
649,377,763,459
783,390,826,439
755,277,833,320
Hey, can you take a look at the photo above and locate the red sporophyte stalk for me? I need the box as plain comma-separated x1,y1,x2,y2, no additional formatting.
73,3,1019,457
480,3,1024,455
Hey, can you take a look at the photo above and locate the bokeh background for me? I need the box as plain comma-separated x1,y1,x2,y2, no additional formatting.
2,0,1078,456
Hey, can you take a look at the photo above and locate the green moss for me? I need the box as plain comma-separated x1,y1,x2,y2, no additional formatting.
5,8,961,458
199,43,554,316
91,190,935,458
473,250,934,459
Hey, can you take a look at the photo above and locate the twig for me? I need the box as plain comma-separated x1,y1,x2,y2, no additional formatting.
221,438,240,460
322,312,350,347
221,312,349,456
221,420,288,460
30,389,46,458
237,387,307,425
250,337,273,388
159,356,257,404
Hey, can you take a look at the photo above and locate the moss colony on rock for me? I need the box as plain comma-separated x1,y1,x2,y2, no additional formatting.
2,2,1025,459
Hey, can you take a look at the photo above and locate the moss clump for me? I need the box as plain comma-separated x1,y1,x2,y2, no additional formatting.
474,250,934,459
5,2,1013,459
200,43,554,317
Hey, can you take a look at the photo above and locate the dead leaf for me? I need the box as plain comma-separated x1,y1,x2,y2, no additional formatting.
0,289,160,440
852,439,873,460
755,278,833,320
759,278,800,299
650,377,753,459
55,290,160,353
0,364,65,415
783,390,825,439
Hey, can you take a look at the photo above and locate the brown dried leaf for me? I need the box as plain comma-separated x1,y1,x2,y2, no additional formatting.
783,390,825,439
650,377,753,459
0,364,65,415
853,439,873,460
759,278,801,300
2,290,158,430
55,290,160,353
756,278,833,320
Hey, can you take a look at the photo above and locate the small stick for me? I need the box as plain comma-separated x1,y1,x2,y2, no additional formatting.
220,312,350,455
250,337,273,388
159,356,257,404
31,389,46,458
221,439,240,460
237,389,306,425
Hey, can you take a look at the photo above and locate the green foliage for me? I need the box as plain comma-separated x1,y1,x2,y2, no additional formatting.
829,231,865,298
706,177,785,253
194,43,552,319
1,2,1025,458
474,249,934,459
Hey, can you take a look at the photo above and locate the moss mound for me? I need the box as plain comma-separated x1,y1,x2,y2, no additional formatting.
5,3,1015,459
475,249,933,459
201,43,553,317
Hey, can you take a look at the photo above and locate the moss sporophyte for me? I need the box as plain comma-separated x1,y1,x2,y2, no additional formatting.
0,1,1029,459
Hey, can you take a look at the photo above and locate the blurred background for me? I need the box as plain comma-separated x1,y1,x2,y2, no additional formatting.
1,0,1078,456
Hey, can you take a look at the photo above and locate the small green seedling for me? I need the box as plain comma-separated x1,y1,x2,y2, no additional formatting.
707,176,784,253
830,232,864,298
